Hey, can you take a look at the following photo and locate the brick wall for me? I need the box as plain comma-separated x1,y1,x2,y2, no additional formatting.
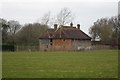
52,39,71,47
39,39,92,51
39,39,72,51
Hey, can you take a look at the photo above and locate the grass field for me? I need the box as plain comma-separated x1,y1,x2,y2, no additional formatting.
2,50,118,78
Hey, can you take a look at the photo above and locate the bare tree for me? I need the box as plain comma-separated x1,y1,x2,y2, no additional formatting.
15,23,48,44
8,20,21,35
0,18,9,43
89,16,118,43
56,8,73,26
0,18,21,43
6,20,21,44
39,8,74,28
41,12,51,25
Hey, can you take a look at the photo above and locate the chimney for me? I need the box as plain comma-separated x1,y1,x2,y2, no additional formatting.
77,24,80,30
54,24,57,30
70,22,73,28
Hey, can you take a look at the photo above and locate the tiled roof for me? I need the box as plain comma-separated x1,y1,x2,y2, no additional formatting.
39,26,91,40
53,28,91,39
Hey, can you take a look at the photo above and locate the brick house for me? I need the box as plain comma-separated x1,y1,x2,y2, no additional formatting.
39,23,91,51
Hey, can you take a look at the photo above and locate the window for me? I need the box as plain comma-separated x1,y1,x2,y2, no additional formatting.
46,45,48,48
50,39,53,45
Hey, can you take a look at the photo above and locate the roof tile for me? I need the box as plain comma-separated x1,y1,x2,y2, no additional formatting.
39,26,91,40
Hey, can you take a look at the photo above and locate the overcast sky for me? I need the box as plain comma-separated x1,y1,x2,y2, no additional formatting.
0,0,118,35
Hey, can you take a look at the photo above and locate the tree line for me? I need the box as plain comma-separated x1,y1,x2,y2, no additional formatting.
1,7,119,45
1,8,73,45
0,19,48,45
89,15,120,44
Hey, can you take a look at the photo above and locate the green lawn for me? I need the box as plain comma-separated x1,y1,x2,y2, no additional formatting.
2,50,118,78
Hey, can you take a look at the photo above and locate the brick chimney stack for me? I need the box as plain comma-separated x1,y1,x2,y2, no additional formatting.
70,22,73,28
54,24,57,30
77,24,80,30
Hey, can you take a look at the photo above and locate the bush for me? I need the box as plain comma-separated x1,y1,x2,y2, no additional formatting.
2,43,15,51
